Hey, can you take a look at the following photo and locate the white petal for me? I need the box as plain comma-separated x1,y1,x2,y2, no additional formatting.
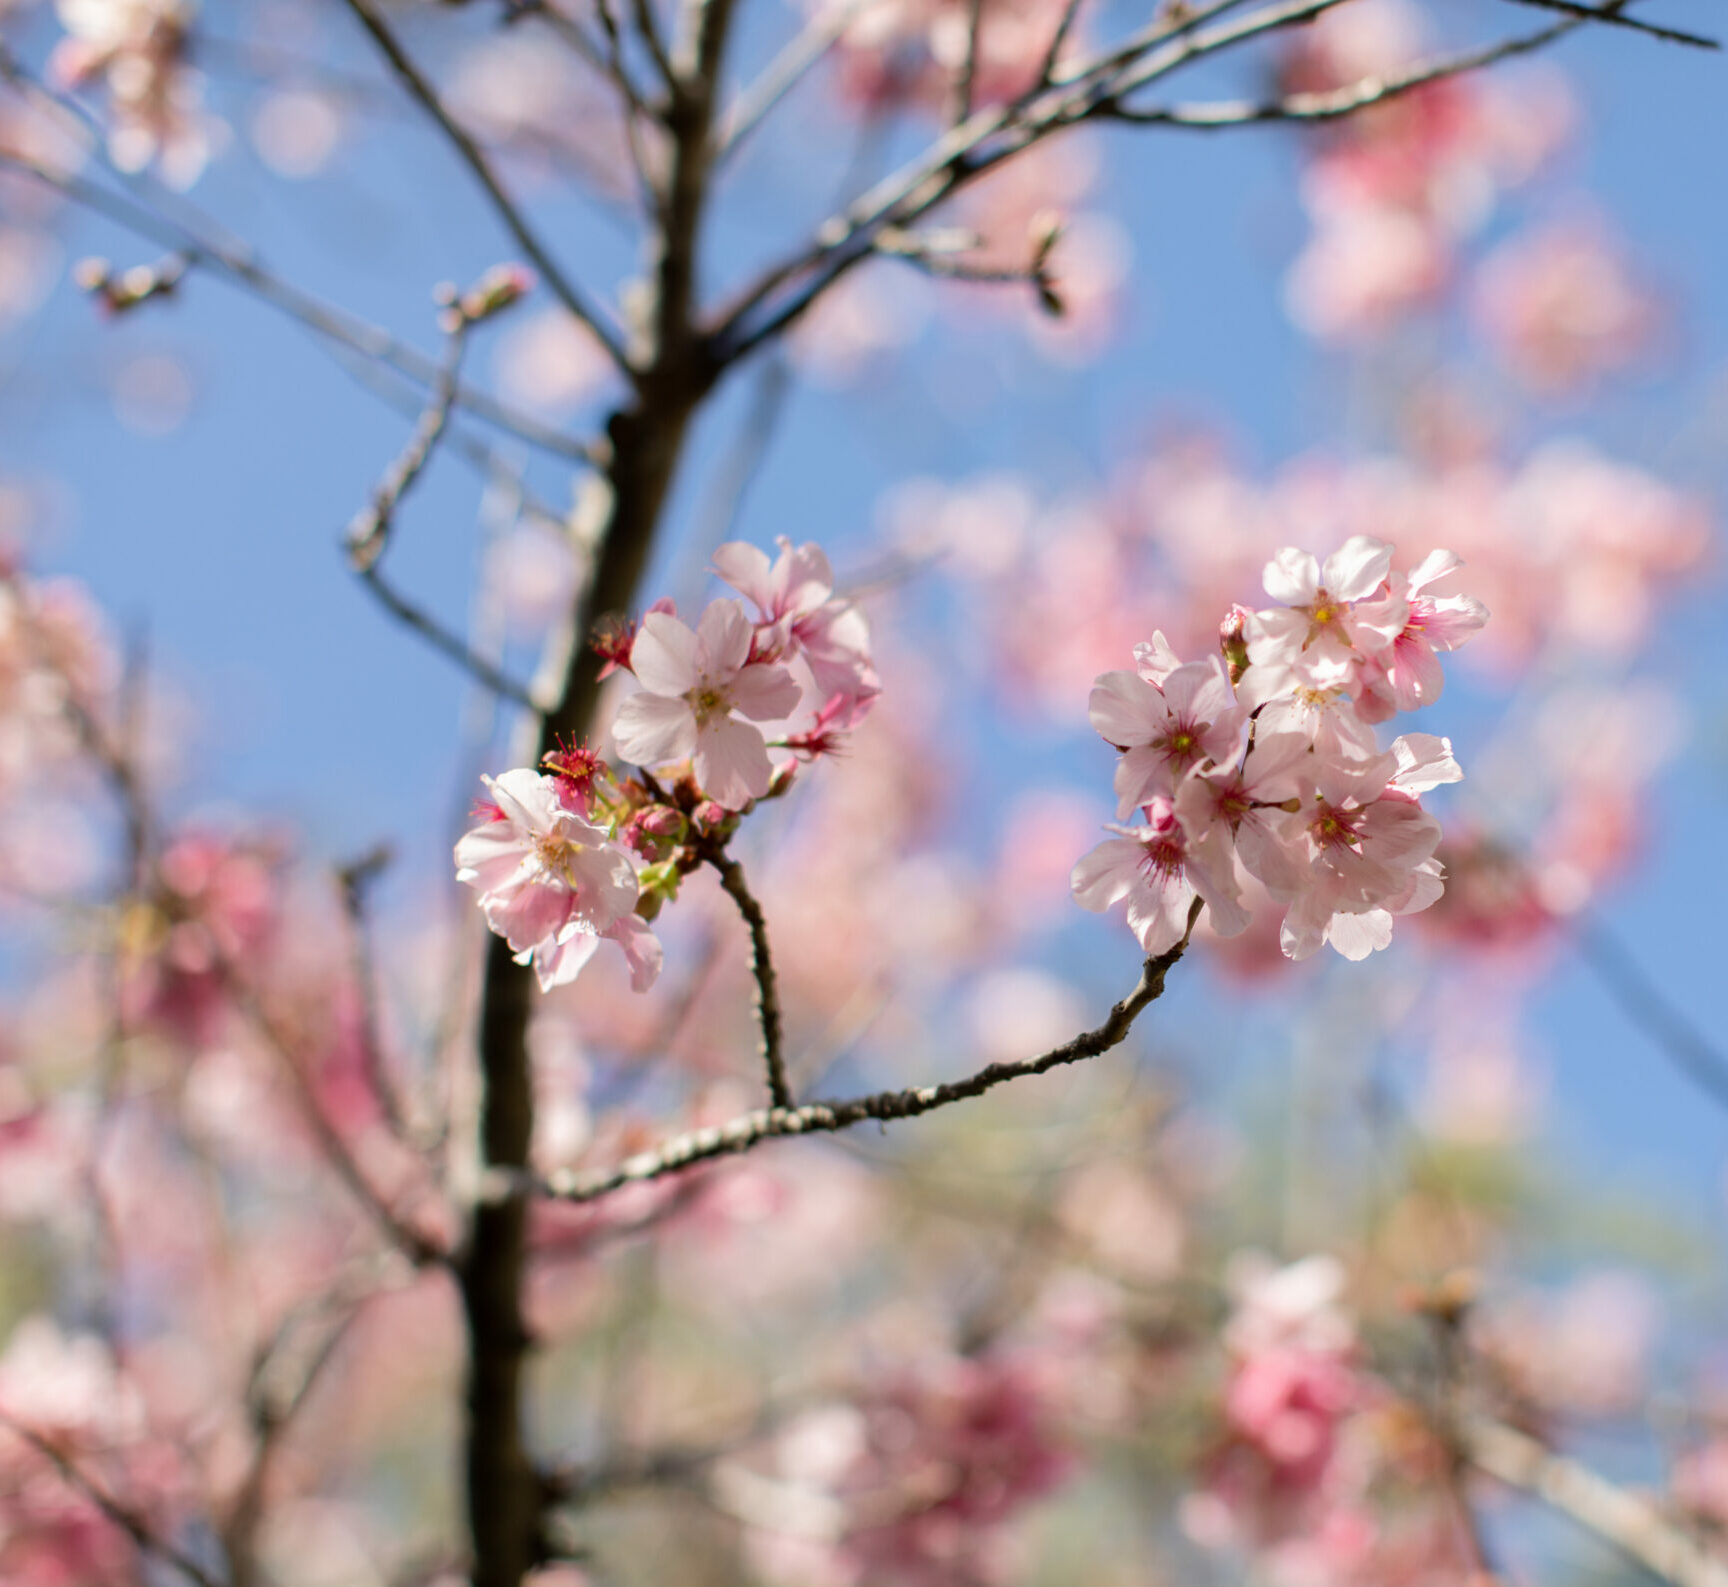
1321,535,1393,602
695,597,754,676
612,692,698,766
632,612,699,695
695,715,773,807
1263,548,1320,606
730,661,803,722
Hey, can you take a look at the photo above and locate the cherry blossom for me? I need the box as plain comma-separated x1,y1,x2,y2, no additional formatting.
454,768,654,992
612,599,802,808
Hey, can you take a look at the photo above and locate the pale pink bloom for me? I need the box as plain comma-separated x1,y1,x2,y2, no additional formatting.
454,769,649,992
611,599,802,808
1355,550,1488,720
1072,797,1248,954
1175,731,1312,896
1245,536,1403,680
1474,216,1660,396
1273,746,1449,961
1088,653,1245,815
712,538,881,724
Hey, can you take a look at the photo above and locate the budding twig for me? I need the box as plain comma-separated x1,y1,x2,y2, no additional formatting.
534,898,1201,1203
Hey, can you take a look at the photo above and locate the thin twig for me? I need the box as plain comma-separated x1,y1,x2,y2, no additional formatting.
1500,0,1717,48
708,851,791,1109
225,972,450,1268
1466,1418,1728,1587
1104,16,1581,123
337,0,631,368
1574,916,1728,1115
715,0,866,161
630,0,679,88
336,846,415,1145
534,900,1200,1203
356,565,543,711
345,304,468,573
1034,0,1088,87
953,0,988,124
0,1414,225,1587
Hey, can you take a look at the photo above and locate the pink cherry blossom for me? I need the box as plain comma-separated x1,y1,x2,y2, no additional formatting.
712,538,881,726
612,599,803,808
1072,797,1248,955
1355,550,1488,720
1088,653,1246,816
454,768,652,992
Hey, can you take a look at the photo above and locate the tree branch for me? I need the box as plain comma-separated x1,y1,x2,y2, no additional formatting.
535,903,1198,1203
708,851,791,1109
1465,1418,1728,1587
337,0,631,369
1499,0,1717,49
0,1414,225,1587
0,141,599,466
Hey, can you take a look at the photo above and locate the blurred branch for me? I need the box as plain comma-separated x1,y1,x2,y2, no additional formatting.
715,0,866,162
1574,916,1728,1115
1465,1418,1728,1587
1499,0,1718,48
707,851,791,1109
1034,0,1088,87
0,1413,225,1587
357,566,544,711
339,0,631,368
226,973,451,1268
711,0,1597,360
952,0,988,124
1102,16,1587,124
336,845,416,1146
0,147,601,466
534,900,1200,1203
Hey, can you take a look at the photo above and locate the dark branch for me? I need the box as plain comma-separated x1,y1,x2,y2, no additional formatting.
535,901,1200,1203
338,0,631,367
708,851,791,1109
1500,0,1718,49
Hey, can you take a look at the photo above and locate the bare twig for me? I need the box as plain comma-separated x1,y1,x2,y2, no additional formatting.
346,303,468,574
1034,0,1088,87
1574,916,1728,1116
708,851,791,1109
1465,1418,1728,1587
1500,0,1717,49
226,973,450,1268
1103,16,1581,123
953,0,988,124
356,565,544,712
337,0,631,369
0,52,601,466
716,0,867,161
535,900,1200,1203
336,846,415,1145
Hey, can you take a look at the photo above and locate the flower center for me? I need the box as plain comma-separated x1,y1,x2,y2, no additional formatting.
535,830,586,885
689,683,734,727
1139,834,1186,880
1309,803,1362,853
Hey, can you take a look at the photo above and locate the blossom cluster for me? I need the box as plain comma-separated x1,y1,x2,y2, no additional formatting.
456,539,878,992
1073,536,1485,961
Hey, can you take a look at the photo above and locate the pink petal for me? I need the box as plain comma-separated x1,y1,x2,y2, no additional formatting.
1089,670,1165,747
612,692,698,767
711,541,777,613
1263,549,1321,606
1321,536,1393,602
605,913,664,992
1071,838,1142,912
695,598,754,676
730,660,803,722
632,612,699,695
695,714,773,807
529,928,600,991
1405,548,1463,595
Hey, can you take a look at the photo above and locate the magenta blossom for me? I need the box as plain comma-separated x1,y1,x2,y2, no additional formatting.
1355,549,1489,722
